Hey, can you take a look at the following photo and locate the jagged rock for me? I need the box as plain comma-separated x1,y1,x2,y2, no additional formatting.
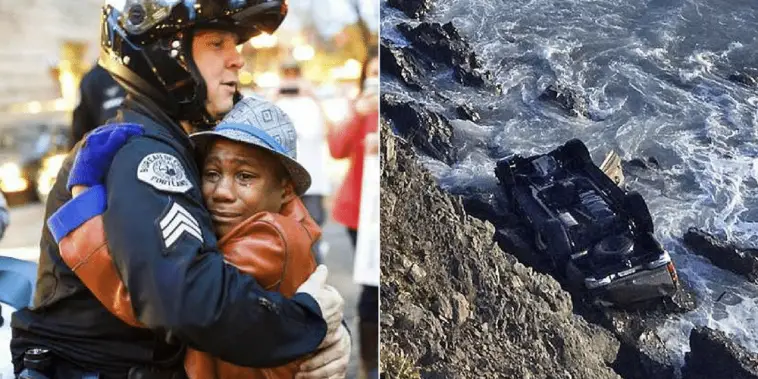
398,22,494,87
728,72,757,87
451,292,470,325
538,84,590,118
380,119,621,378
625,157,661,170
682,327,758,379
387,0,432,19
683,228,758,284
455,104,480,122
432,295,453,320
380,93,458,164
380,38,425,90
409,263,427,282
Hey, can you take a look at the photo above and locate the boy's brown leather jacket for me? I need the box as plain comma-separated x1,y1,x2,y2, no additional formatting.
57,197,320,379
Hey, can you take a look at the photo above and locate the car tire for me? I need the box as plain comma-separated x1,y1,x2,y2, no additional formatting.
624,192,654,233
562,139,593,168
593,234,635,264
538,219,572,269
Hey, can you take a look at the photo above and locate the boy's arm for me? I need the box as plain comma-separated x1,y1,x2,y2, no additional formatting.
47,185,142,328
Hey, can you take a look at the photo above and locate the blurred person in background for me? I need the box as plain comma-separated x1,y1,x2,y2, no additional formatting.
327,49,379,379
70,62,125,146
0,191,7,328
274,61,331,264
0,190,8,240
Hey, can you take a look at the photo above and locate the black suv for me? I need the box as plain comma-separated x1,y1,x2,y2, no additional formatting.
495,139,678,306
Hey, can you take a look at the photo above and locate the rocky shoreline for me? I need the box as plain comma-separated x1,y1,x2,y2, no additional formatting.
380,1,758,377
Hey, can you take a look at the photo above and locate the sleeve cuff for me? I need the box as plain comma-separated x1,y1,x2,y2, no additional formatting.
47,185,108,243
292,292,323,319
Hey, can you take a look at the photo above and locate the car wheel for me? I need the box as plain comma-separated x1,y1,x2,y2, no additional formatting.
623,192,654,233
562,139,593,168
592,234,635,264
538,219,572,269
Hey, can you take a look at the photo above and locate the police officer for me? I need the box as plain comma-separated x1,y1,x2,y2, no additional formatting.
70,63,125,146
11,1,350,378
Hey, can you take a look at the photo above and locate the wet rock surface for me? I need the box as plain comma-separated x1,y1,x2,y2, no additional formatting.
682,327,758,379
455,104,480,122
538,84,590,118
380,93,457,164
728,71,758,87
387,0,433,19
381,119,622,378
380,39,425,90
683,228,758,284
397,22,494,88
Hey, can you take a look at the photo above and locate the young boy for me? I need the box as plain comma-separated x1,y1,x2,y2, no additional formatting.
47,96,324,379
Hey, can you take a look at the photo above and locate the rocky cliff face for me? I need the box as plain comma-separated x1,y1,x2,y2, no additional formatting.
380,120,621,378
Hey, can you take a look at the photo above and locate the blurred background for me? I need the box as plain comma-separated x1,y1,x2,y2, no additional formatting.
0,0,378,377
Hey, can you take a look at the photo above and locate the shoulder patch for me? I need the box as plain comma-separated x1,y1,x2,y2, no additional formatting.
137,153,193,193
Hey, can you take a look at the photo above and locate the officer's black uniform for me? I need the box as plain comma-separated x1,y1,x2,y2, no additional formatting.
10,96,328,378
70,64,125,146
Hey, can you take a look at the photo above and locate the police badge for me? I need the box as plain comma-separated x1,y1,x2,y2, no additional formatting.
137,153,193,193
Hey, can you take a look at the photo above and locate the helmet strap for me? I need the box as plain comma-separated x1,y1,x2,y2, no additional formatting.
177,29,218,131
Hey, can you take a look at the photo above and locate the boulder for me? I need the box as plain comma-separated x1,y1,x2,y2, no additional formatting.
683,228,758,284
682,327,758,379
387,0,433,19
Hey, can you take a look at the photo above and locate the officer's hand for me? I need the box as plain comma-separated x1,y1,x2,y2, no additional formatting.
67,123,144,191
296,324,351,379
296,265,344,337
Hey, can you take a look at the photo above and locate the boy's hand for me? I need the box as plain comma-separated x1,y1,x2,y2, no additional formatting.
67,123,144,191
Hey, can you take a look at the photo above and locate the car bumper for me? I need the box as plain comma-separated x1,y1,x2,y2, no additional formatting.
589,264,678,306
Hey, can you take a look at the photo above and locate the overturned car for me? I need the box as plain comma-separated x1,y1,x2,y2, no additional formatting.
495,139,678,306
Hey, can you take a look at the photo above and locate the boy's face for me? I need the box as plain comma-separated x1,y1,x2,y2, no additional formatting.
201,139,294,238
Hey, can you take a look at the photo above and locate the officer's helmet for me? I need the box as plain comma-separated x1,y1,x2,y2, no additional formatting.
100,0,287,128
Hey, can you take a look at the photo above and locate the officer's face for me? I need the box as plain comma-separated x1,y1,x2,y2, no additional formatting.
193,30,245,119
201,139,295,238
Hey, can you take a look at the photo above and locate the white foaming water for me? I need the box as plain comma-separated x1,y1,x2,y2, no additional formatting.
383,0,758,365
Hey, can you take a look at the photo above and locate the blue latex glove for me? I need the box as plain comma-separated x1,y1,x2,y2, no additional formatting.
67,123,144,191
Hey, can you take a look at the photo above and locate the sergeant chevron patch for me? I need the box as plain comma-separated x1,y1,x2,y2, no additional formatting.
158,202,203,249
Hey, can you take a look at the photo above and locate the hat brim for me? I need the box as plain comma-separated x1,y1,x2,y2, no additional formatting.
190,129,312,196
